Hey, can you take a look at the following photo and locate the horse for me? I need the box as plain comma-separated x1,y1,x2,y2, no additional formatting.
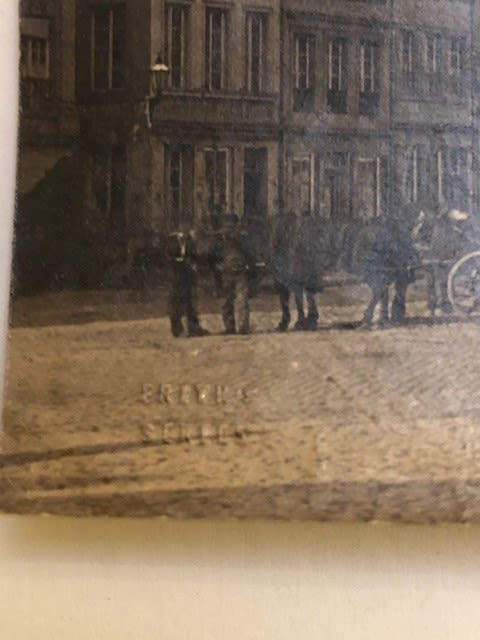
268,213,344,331
349,209,420,327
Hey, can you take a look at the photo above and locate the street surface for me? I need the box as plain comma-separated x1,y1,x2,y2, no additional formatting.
2,281,480,521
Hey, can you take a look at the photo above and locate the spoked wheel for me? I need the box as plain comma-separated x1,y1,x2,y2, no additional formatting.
448,250,480,316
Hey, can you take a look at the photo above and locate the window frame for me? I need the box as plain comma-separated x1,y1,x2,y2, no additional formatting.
425,32,442,94
359,40,380,117
291,153,315,216
327,36,347,114
205,7,229,91
449,36,466,95
245,11,267,94
292,32,315,112
166,3,189,89
401,30,415,89
204,147,231,215
91,3,126,92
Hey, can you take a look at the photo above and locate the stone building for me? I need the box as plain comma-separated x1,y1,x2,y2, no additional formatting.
16,0,480,289
391,0,475,216
16,0,82,292
18,0,79,195
281,0,476,224
75,0,281,259
280,0,392,224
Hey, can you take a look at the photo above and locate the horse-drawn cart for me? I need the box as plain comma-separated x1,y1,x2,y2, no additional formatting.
448,246,480,316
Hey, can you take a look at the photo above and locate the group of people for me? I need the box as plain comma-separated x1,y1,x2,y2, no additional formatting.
166,213,257,337
165,206,476,337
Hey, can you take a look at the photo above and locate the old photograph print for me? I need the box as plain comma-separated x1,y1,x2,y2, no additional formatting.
3,0,480,521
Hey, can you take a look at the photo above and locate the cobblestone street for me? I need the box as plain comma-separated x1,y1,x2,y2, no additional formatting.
2,284,480,520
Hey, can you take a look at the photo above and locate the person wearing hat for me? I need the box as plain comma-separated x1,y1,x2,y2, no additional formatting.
428,207,472,314
165,224,209,337
214,214,255,335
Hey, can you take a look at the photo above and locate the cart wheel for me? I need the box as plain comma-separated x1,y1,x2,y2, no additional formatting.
447,250,480,316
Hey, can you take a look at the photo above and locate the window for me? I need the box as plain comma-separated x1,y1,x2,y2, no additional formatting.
449,37,465,95
166,4,188,89
244,148,267,217
292,155,314,215
205,7,228,90
356,157,384,219
170,148,183,213
205,149,230,214
327,37,347,114
426,33,442,94
449,148,469,209
323,153,350,222
359,41,380,116
20,33,50,108
436,149,444,204
406,147,419,203
20,16,50,110
21,35,49,79
293,33,315,112
246,12,267,94
401,31,415,89
92,148,126,231
92,3,126,90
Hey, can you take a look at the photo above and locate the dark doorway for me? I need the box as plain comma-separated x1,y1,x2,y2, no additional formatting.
244,148,267,217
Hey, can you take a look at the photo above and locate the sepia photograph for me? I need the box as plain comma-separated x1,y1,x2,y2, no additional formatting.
2,0,480,521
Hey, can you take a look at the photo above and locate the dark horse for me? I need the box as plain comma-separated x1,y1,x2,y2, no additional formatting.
267,207,420,330
349,208,420,327
268,213,341,331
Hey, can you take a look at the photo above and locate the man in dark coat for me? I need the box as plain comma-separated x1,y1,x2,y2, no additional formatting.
166,224,209,337
215,214,255,335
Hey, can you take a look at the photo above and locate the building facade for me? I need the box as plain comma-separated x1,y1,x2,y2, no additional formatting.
19,0,79,194
391,0,474,215
16,0,480,288
281,0,392,224
75,0,281,257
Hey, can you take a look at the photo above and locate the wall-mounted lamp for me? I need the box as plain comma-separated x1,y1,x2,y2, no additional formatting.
145,54,169,128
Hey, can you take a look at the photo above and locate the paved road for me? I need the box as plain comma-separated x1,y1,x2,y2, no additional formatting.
2,294,480,520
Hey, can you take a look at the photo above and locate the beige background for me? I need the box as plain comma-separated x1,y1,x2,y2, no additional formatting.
2,2,480,637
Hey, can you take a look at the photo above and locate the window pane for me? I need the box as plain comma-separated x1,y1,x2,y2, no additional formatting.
247,12,265,94
94,6,110,90
168,5,187,88
112,4,126,89
206,8,226,90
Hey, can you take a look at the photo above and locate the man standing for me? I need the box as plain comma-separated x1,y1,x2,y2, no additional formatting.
215,214,254,335
166,224,209,337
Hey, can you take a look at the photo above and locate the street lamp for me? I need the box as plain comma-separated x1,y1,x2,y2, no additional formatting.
145,54,169,128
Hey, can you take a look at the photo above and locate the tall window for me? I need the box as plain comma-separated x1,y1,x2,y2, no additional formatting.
449,148,469,209
205,7,228,90
170,148,183,213
293,33,315,112
426,33,442,94
359,41,380,116
92,148,126,231
327,37,347,113
92,3,126,90
401,31,415,89
449,36,465,95
292,155,314,215
20,32,50,108
406,147,419,203
246,12,267,94
166,4,188,89
21,35,49,79
205,149,230,214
